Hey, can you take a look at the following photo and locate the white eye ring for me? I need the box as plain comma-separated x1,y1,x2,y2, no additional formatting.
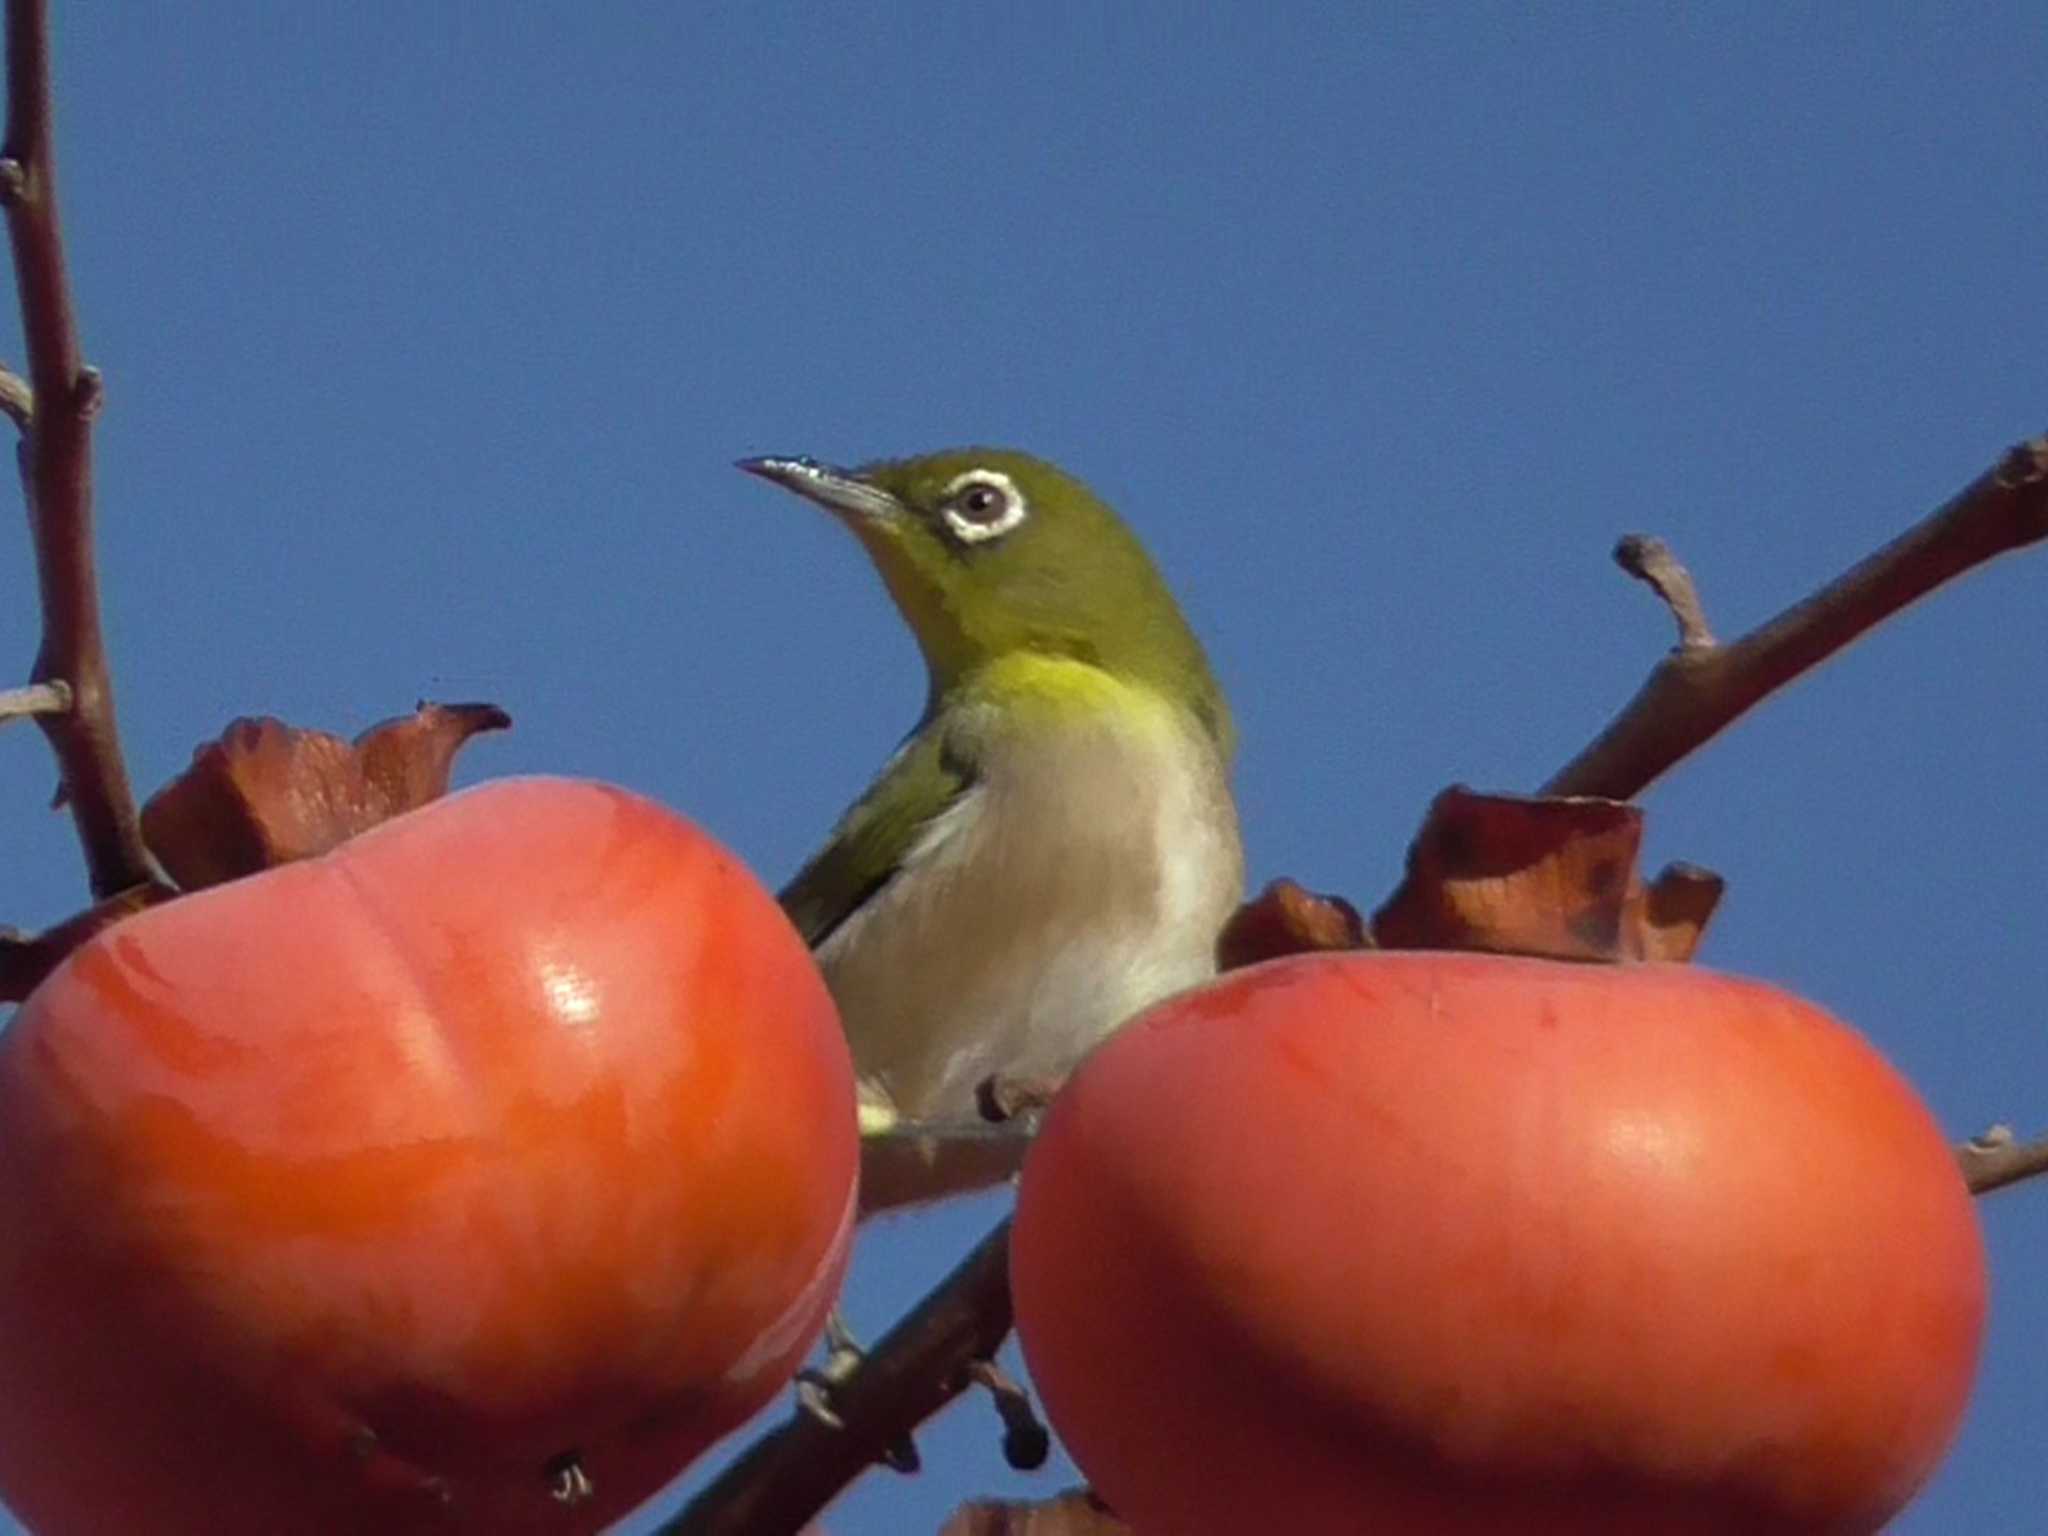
939,469,1029,544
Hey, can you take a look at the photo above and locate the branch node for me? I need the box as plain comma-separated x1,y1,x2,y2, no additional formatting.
1614,533,1716,651
876,1432,921,1475
0,157,24,205
965,1357,1051,1471
1994,436,2048,492
70,363,101,417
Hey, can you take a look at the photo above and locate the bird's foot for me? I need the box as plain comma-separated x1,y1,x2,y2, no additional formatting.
795,1308,921,1472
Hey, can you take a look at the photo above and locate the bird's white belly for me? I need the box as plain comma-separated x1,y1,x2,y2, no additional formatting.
814,715,1241,1121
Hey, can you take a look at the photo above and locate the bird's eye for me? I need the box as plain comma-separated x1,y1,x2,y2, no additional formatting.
939,470,1028,545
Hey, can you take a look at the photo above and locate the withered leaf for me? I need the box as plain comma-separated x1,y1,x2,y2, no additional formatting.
141,701,510,891
1371,785,1722,962
1633,861,1726,963
1216,878,1370,972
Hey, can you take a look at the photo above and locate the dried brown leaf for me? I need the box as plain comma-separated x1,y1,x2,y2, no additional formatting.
1631,861,1726,963
939,1489,1127,1536
1216,878,1369,971
1371,786,1722,962
140,701,510,891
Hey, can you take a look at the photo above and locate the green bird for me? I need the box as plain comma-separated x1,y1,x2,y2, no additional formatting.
742,448,1244,1203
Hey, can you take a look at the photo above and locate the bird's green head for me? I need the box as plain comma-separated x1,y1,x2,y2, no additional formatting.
740,447,1231,752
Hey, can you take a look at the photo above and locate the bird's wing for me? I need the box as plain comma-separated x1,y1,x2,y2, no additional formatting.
779,725,977,949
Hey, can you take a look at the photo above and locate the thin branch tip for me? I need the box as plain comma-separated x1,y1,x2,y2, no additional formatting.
1547,434,2048,799
1958,1124,2048,1196
1996,435,2048,487
0,361,30,429
2,0,153,896
0,677,68,722
1614,533,1716,650
1993,435,2048,540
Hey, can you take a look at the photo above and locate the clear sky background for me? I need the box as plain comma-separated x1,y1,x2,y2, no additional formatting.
0,5,2042,1532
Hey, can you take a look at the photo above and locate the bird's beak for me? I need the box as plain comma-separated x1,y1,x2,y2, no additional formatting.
737,456,904,526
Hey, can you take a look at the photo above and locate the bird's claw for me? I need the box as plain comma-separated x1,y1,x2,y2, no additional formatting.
794,1369,848,1432
796,1312,921,1471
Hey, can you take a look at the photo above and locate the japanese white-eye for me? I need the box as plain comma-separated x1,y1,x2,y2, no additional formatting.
742,448,1244,1207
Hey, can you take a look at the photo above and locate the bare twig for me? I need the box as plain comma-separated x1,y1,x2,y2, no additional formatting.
3,0,151,897
0,359,29,430
0,675,64,722
1958,1124,2048,1196
1613,534,1716,649
659,1220,1015,1536
1546,436,2048,799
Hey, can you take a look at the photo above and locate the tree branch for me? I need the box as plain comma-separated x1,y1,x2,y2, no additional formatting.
3,0,151,897
659,1219,1015,1536
1545,436,2048,799
1959,1125,2048,1197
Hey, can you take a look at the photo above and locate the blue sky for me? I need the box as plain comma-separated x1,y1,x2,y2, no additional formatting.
1,5,2044,1531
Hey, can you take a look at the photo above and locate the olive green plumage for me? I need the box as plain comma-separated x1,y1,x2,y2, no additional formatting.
744,447,1244,1204
779,723,967,953
833,449,1233,748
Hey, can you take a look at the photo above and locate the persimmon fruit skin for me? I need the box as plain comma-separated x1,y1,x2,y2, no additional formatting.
0,777,858,1534
1012,951,1986,1535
